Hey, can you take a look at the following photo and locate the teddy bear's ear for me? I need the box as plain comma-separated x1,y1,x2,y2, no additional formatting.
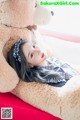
0,53,19,92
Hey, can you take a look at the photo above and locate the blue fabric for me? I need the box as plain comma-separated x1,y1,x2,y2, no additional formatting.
48,81,66,87
46,57,80,77
25,57,80,87
47,57,80,87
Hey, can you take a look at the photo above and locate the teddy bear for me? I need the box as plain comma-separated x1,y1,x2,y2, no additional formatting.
0,0,53,92
0,0,80,120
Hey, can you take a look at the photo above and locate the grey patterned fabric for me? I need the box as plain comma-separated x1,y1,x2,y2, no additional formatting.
25,57,80,84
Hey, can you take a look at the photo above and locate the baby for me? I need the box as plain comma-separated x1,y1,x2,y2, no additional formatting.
7,39,80,87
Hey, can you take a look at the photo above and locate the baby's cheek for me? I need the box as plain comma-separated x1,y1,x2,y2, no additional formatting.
36,58,41,64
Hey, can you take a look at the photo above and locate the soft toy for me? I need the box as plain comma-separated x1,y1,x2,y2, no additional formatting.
0,0,53,92
0,0,80,120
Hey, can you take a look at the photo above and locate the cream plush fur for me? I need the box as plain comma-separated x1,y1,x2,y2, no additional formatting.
0,0,80,120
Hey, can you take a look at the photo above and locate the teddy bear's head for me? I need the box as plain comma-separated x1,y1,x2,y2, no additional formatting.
0,0,54,28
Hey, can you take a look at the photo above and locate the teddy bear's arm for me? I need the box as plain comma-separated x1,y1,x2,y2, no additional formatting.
12,75,80,120
59,75,80,120
0,53,19,92
12,81,62,118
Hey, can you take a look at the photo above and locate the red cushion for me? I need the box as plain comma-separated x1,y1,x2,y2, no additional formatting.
0,93,61,120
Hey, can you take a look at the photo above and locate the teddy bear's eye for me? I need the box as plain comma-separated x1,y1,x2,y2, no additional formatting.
35,3,37,8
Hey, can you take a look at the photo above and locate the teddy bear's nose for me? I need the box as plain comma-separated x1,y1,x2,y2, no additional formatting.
51,11,54,16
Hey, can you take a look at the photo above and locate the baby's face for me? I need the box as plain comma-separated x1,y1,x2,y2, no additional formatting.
22,42,47,66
